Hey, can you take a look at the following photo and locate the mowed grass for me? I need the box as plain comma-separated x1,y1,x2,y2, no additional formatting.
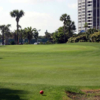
0,43,100,100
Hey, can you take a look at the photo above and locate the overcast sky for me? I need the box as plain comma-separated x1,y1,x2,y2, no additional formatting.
0,0,77,36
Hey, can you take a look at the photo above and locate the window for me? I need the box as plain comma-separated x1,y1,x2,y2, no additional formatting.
88,1,92,3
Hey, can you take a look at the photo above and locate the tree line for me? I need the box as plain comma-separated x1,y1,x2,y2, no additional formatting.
1,9,99,45
0,10,41,45
0,10,77,45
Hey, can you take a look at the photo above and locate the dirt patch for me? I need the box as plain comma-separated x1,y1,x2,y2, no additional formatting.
66,89,100,100
82,89,100,94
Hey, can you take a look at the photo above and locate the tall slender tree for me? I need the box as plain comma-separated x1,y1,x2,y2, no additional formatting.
84,22,88,40
84,22,88,32
19,29,24,44
60,14,76,42
60,14,68,42
10,10,24,44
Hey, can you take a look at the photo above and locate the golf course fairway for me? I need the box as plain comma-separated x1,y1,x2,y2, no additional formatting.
0,43,100,100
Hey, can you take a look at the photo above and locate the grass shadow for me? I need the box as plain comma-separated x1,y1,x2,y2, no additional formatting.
42,94,47,96
0,88,28,100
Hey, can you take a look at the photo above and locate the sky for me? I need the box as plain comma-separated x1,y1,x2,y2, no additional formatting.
0,0,77,36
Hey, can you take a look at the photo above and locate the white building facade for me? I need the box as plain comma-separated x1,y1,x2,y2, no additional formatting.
78,0,100,33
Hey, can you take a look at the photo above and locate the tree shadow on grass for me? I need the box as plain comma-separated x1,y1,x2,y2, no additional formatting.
0,88,28,100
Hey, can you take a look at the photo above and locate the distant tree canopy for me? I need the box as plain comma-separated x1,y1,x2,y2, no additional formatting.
1,11,100,45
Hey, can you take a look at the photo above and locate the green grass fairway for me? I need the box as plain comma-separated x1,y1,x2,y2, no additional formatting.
0,43,100,100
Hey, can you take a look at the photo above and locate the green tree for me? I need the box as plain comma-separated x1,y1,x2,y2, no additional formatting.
53,27,65,43
24,27,35,44
4,24,11,45
84,22,88,32
0,25,5,45
10,10,24,44
33,29,40,42
45,30,52,41
19,29,24,44
0,34,2,40
60,13,76,42
60,14,68,42
86,28,98,41
0,24,11,45
65,21,76,37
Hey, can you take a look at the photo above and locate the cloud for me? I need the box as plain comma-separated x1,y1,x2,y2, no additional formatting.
0,7,3,12
20,11,62,35
8,0,34,3
8,0,65,4
68,3,77,9
0,11,62,35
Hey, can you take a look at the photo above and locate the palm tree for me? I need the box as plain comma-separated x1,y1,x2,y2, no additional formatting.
60,14,76,42
0,25,5,45
84,22,88,32
60,14,68,42
84,22,88,40
65,21,76,37
4,24,11,45
10,10,24,44
19,29,24,44
24,27,35,44
45,30,51,41
33,29,40,42
0,24,11,45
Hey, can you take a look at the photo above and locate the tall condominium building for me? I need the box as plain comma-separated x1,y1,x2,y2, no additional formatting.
78,0,100,33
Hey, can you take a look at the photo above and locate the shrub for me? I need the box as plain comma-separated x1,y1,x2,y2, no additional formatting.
67,37,76,43
23,42,29,44
79,39,86,42
90,32,100,42
45,41,52,44
39,42,44,45
68,34,87,43
10,41,15,45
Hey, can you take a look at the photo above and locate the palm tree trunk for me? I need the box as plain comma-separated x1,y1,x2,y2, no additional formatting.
6,38,8,45
14,33,16,44
37,38,38,42
29,40,30,44
69,28,71,37
5,33,8,45
2,32,4,45
17,21,19,44
64,25,65,43
5,36,7,45
21,32,23,44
